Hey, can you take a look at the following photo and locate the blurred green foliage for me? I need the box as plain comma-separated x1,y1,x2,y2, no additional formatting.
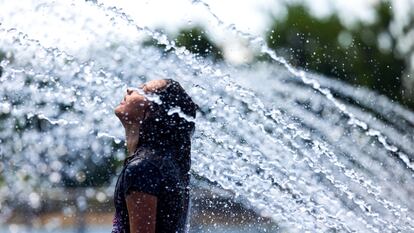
265,3,408,107
175,27,223,61
61,153,119,187
155,3,412,109
0,50,5,77
142,27,222,61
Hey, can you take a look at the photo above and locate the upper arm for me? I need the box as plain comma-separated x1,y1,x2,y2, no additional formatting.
126,191,157,233
124,160,161,232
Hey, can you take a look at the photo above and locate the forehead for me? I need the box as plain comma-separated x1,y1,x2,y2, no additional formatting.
142,79,168,92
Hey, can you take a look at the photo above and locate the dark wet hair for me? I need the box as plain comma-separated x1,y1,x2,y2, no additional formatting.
137,79,197,174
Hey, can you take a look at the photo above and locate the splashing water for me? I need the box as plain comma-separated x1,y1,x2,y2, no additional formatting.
0,0,413,232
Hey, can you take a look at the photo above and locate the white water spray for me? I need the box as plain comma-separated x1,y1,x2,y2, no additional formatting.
0,0,413,232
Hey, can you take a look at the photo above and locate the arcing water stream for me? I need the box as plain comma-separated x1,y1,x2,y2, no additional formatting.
0,0,413,232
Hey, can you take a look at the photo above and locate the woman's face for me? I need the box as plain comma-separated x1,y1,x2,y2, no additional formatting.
114,79,168,124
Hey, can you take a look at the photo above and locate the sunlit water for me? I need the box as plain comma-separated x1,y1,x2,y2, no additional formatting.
0,0,414,232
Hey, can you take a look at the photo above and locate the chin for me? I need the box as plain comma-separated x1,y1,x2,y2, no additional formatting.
114,105,125,118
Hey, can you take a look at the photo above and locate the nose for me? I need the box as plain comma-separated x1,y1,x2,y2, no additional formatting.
126,88,133,95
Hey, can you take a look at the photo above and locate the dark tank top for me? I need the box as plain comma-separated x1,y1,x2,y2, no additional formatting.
112,147,190,233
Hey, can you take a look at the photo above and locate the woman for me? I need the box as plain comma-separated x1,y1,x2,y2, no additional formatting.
112,79,197,233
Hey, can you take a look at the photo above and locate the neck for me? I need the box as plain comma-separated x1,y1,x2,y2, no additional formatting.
123,123,141,157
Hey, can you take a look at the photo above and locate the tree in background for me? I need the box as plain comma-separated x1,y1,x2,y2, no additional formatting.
141,3,413,110
389,0,414,107
0,50,7,78
266,3,409,108
142,27,223,61
175,27,223,61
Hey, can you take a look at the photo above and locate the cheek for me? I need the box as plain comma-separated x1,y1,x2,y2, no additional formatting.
123,101,143,117
118,96,147,117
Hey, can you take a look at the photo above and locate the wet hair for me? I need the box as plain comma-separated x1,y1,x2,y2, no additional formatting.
137,79,197,174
